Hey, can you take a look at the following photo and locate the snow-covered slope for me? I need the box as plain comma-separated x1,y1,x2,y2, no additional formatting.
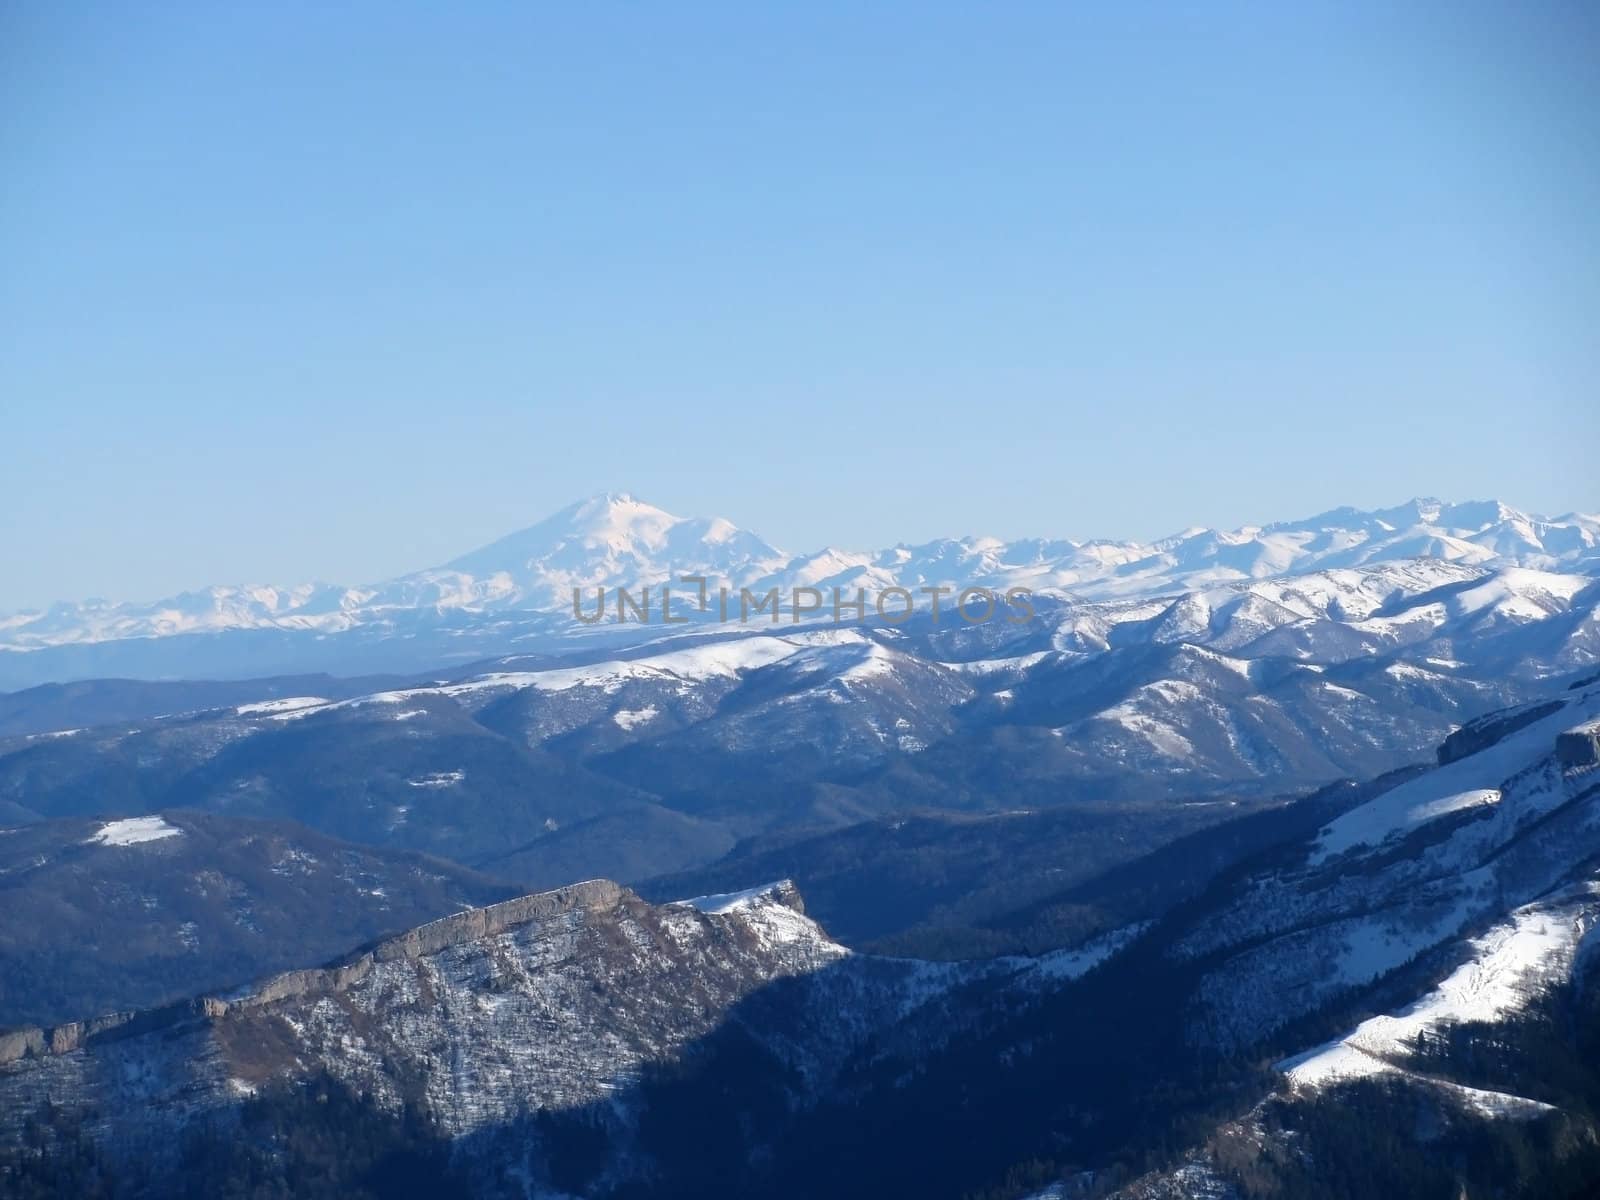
1173,677,1600,1048
1019,681,1600,1200
1279,882,1598,1109
1,590,1589,880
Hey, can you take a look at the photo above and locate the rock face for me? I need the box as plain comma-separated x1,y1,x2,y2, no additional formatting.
0,876,987,1191
0,879,626,1067
1436,700,1562,765
1555,720,1600,768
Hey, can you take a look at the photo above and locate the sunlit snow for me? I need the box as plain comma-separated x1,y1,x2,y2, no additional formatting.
236,696,329,716
612,706,659,730
1279,885,1597,1114
1310,689,1600,863
85,816,183,846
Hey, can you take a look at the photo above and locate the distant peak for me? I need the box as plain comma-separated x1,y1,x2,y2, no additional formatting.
553,492,678,530
438,491,793,581
568,490,654,514
530,492,679,545
1408,497,1444,522
1261,497,1530,537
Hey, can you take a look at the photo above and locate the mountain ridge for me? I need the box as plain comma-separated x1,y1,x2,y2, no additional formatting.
0,876,633,1056
1,495,1596,690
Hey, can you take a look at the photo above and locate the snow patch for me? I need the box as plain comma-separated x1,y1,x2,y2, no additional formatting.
612,705,659,731
677,882,794,914
670,881,840,958
407,770,464,788
85,816,183,847
1030,921,1152,981
1311,690,1599,863
444,636,809,699
1280,886,1597,1107
236,696,329,716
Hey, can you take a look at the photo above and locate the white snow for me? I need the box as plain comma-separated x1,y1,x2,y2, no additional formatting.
1090,695,1198,760
1280,886,1597,1103
612,705,659,730
1311,690,1600,863
439,635,812,698
263,701,334,721
1030,921,1152,981
236,696,329,716
1449,568,1589,621
85,816,183,846
941,651,1054,677
837,641,897,681
676,882,794,914
4,497,1595,655
669,882,836,956
407,770,464,788
1181,644,1256,680
1384,661,1450,683
1318,681,1372,703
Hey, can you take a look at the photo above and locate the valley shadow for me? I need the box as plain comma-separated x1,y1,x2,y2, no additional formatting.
444,924,1279,1200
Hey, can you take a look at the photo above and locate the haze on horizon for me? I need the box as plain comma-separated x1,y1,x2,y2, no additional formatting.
2,2,1596,611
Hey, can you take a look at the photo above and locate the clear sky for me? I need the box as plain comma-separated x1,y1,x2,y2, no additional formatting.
2,2,1596,610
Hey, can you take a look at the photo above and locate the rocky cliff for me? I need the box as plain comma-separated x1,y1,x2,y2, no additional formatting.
0,876,995,1194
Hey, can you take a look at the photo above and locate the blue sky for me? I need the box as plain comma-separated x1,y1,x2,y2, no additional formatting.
2,2,1596,610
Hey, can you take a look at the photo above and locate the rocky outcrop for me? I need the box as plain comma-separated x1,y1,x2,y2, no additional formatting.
1437,700,1562,765
0,1028,43,1062
0,869,973,1196
0,879,626,1066
1556,720,1600,768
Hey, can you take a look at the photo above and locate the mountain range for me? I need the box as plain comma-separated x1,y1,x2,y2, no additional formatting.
3,674,1598,1197
4,494,1600,1197
1,493,1595,688
2,495,1598,957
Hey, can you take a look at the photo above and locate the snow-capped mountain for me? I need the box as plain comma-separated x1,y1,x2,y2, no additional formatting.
0,493,1595,687
372,492,792,615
